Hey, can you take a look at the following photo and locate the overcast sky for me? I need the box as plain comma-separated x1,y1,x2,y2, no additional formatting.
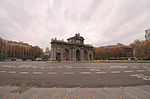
0,0,150,50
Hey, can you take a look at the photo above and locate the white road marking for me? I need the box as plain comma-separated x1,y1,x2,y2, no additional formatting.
137,75,143,78
8,71,16,74
32,72,42,74
132,66,139,68
142,76,150,78
19,65,31,68
2,66,12,68
47,72,57,74
111,71,120,73
96,72,106,74
142,66,148,69
110,66,127,68
130,74,150,81
137,70,145,72
33,66,36,68
49,67,53,69
143,78,150,80
89,69,100,71
0,71,6,73
58,67,62,68
130,74,138,77
80,72,91,74
124,71,133,73
120,66,128,68
40,67,45,68
67,67,109,69
63,72,74,74
20,72,29,74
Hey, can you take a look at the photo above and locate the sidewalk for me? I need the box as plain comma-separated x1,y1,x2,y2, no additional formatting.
0,85,150,99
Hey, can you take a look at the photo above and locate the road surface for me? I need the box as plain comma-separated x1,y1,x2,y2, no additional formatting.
0,62,150,88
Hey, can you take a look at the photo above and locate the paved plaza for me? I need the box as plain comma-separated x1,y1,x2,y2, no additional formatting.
0,85,150,99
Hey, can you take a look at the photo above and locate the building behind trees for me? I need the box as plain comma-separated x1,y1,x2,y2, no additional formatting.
0,37,43,60
94,44,133,60
145,29,150,41
130,40,150,60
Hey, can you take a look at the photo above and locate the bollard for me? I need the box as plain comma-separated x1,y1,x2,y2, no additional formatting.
64,94,69,98
48,90,50,93
120,96,123,99
120,86,123,89
34,96,39,99
102,88,105,91
74,96,80,99
92,96,95,99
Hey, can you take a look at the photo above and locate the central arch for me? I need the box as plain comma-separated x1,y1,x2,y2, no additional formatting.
76,50,80,61
56,53,61,61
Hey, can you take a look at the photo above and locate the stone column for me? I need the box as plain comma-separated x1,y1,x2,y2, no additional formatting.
80,49,84,61
51,44,56,61
91,50,94,60
69,48,72,61
61,46,64,61
50,45,53,61
73,48,76,61
54,45,57,61
87,51,89,61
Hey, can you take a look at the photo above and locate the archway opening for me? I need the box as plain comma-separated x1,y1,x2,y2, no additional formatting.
56,53,61,61
84,51,88,60
76,50,80,61
65,49,69,61
89,54,92,60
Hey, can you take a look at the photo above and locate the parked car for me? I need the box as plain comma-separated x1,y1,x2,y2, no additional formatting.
15,59,23,62
36,58,42,61
3,59,11,62
26,59,32,61
11,58,17,61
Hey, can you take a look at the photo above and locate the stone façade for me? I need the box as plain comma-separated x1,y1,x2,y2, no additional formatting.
50,33,93,61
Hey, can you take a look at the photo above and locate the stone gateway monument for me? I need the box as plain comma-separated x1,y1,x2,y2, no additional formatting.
50,33,93,61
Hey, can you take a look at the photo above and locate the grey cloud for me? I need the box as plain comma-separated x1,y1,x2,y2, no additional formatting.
0,0,150,49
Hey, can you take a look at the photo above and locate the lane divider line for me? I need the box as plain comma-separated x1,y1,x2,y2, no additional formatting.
0,71,7,73
96,72,106,74
137,70,145,72
63,72,74,74
111,71,120,73
32,72,42,74
80,72,91,74
20,72,29,74
47,72,57,74
8,71,16,74
2,66,12,68
124,71,133,73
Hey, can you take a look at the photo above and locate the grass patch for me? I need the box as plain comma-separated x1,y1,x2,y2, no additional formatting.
45,60,150,63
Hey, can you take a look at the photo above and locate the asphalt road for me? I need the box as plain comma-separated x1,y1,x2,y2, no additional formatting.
0,62,150,88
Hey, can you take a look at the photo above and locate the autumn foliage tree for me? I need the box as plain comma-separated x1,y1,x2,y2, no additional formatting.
94,44,133,60
29,46,43,59
0,37,5,58
130,40,150,60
